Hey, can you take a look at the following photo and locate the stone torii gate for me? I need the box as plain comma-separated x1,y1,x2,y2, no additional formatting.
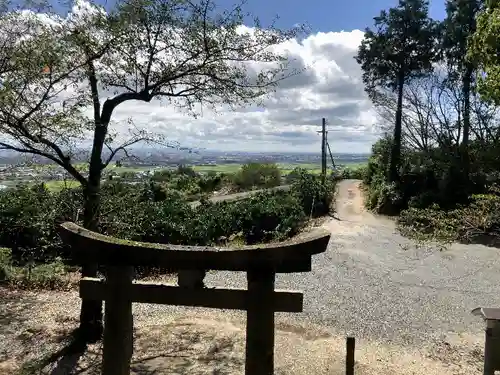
59,222,330,375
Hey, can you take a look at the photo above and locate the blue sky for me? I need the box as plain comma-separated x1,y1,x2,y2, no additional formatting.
210,0,447,32
21,0,450,154
89,0,447,31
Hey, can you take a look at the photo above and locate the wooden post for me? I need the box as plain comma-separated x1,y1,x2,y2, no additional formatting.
321,117,326,184
346,336,355,375
245,269,276,375
483,322,500,375
102,266,134,375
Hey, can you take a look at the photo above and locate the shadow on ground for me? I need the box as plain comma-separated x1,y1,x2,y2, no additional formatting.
6,313,483,375
0,288,38,336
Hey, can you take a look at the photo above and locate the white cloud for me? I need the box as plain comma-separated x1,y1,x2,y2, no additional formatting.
107,29,378,154
7,2,379,154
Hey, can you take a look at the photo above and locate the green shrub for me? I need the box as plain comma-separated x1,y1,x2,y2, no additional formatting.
176,165,197,177
233,162,281,190
0,247,73,290
398,188,500,244
363,135,392,187
149,168,225,197
0,170,331,272
290,168,335,217
0,184,66,264
362,136,403,214
338,165,367,180
0,247,12,282
119,171,139,180
361,134,499,215
229,191,306,244
364,173,403,214
285,168,302,184
12,258,70,290
197,173,223,193
150,169,173,182
398,205,463,242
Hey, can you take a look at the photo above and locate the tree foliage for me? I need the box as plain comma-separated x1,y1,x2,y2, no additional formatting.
0,0,305,341
0,170,334,265
232,162,281,190
355,0,438,182
442,0,484,175
360,0,500,244
0,0,305,230
442,0,482,75
356,0,437,93
468,0,500,105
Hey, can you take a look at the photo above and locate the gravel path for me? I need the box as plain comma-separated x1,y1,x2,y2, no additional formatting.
190,185,291,208
2,179,495,373
203,179,500,347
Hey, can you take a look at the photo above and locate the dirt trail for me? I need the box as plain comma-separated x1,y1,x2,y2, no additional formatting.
334,179,368,219
325,179,394,235
1,179,495,374
0,289,484,375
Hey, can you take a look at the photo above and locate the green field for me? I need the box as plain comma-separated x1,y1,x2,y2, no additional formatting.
106,164,152,173
34,160,366,176
193,162,324,175
42,180,81,191
24,160,367,192
192,161,366,175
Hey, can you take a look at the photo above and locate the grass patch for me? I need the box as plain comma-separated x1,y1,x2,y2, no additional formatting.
105,165,154,173
1,248,78,291
42,180,81,192
192,163,324,175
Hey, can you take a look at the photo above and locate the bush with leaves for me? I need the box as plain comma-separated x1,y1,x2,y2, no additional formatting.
362,134,500,215
232,162,282,190
0,247,11,282
0,170,332,270
338,165,368,180
197,173,223,193
150,167,226,198
0,247,74,290
398,187,500,244
150,169,173,182
176,165,197,177
290,168,335,217
229,191,306,244
107,187,307,246
0,184,66,264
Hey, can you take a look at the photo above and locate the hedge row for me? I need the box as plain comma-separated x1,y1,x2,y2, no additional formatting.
0,168,335,265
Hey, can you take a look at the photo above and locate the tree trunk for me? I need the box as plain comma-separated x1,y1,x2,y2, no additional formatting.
78,123,107,343
461,64,473,181
389,71,405,183
78,184,103,343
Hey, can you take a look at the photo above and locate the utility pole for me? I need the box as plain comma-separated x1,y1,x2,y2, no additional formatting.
317,118,327,184
324,127,328,176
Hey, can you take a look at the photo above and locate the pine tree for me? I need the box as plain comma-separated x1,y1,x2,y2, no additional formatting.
442,0,484,177
355,0,438,182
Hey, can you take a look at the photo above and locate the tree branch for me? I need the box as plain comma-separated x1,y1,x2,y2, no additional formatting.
0,141,87,186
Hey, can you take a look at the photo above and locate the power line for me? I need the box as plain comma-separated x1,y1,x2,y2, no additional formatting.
317,118,336,180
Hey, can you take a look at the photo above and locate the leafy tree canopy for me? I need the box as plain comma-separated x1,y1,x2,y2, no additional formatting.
468,0,500,105
356,0,438,95
0,0,305,185
441,0,483,74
